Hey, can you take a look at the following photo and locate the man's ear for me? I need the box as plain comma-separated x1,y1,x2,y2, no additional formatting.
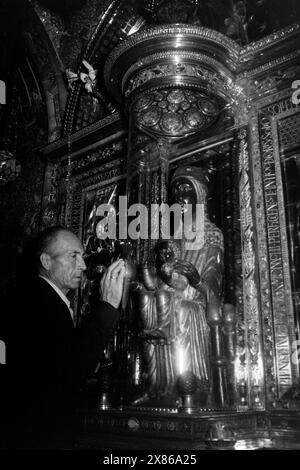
40,252,51,271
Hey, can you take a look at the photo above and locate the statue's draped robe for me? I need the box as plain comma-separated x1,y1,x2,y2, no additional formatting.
139,219,224,399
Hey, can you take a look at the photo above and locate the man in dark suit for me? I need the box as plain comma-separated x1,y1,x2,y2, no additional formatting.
4,226,125,449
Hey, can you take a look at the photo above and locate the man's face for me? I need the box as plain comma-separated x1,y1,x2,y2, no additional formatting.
44,230,86,295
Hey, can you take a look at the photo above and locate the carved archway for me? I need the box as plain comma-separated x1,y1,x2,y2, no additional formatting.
62,0,145,135
22,1,68,142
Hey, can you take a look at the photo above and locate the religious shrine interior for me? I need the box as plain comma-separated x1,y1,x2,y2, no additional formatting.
1,0,300,450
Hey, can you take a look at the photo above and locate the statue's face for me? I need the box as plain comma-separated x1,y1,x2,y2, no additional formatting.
155,242,175,268
171,177,197,210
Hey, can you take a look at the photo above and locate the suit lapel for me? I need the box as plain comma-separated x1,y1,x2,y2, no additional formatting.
37,277,75,329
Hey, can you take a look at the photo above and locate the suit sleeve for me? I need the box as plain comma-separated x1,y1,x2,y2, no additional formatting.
75,300,120,379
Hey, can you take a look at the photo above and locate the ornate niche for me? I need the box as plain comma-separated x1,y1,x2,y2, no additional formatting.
168,132,242,410
96,24,300,416
102,24,247,410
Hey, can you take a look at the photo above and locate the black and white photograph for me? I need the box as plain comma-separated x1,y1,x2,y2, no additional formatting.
1,0,300,455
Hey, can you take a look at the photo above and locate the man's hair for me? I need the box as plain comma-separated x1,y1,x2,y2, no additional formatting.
35,225,69,273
